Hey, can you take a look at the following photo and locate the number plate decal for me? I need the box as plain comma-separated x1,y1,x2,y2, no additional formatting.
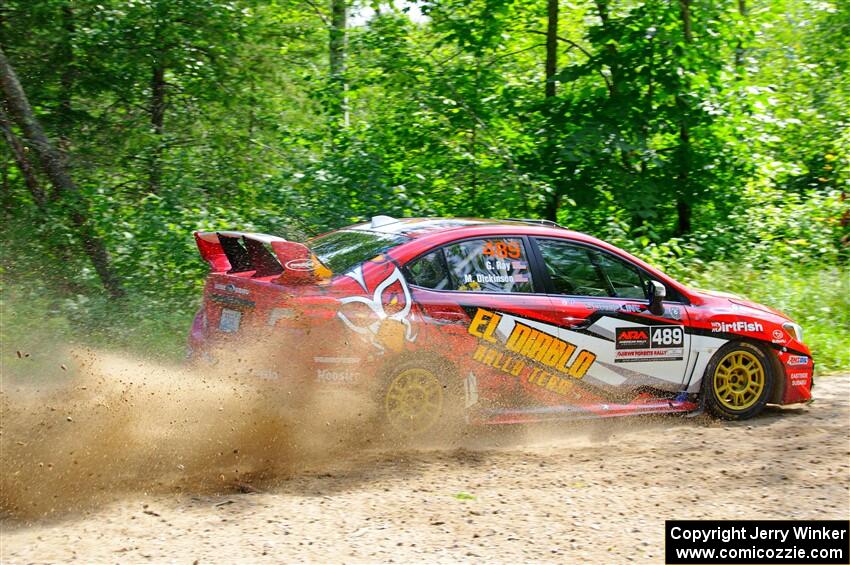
650,326,684,348
615,325,684,363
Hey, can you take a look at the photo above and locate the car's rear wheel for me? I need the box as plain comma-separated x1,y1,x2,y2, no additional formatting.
705,342,774,420
380,356,463,438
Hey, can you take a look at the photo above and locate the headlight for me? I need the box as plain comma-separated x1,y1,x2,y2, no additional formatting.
782,322,803,342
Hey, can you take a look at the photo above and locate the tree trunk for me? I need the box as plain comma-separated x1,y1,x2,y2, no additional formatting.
675,0,693,236
149,62,166,193
594,0,620,97
545,192,561,223
676,122,692,235
58,3,75,154
735,0,747,75
329,0,348,126
0,47,124,298
0,104,46,207
545,0,558,99
543,0,560,221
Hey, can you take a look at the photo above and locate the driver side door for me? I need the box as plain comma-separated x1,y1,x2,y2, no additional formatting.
531,237,691,395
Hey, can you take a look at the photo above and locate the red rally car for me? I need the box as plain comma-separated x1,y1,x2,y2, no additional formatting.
187,217,814,435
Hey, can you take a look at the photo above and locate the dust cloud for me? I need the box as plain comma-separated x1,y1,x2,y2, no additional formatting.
0,335,671,522
0,339,385,520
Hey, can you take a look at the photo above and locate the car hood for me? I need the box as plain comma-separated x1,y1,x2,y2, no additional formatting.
690,288,791,321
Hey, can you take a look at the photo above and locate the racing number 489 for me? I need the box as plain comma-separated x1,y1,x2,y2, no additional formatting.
651,326,683,346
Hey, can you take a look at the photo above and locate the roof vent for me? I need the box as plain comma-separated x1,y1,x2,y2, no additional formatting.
370,215,400,229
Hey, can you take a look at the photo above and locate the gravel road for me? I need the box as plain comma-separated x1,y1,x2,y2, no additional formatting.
2,372,848,564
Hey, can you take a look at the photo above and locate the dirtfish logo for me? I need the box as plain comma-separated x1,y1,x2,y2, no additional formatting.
711,320,764,333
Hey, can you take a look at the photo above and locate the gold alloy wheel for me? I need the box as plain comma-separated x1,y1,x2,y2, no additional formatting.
384,367,444,435
713,350,765,411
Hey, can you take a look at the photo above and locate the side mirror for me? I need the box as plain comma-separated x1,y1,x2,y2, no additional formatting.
646,280,666,316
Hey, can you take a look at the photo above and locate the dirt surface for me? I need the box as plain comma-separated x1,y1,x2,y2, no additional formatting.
2,369,848,564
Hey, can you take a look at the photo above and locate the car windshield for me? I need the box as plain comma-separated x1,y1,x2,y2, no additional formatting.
308,229,409,273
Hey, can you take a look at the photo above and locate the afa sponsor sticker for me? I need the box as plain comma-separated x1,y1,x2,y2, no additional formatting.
615,328,650,349
615,325,684,363
787,355,809,366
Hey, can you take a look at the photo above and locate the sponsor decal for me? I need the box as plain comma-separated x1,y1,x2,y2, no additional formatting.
562,300,680,319
471,343,526,377
586,301,626,312
316,368,357,383
337,265,417,353
614,325,684,363
710,320,764,333
615,328,650,349
789,371,809,387
254,369,281,381
559,299,620,312
214,283,250,295
787,355,809,366
560,301,681,320
211,294,255,309
771,328,789,344
285,258,316,271
526,367,584,397
467,309,597,380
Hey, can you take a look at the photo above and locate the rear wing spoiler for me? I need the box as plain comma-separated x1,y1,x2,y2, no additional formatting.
194,231,329,283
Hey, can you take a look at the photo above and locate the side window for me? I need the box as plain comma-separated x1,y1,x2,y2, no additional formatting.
594,252,646,299
535,238,647,299
535,239,608,296
443,238,534,293
406,249,451,290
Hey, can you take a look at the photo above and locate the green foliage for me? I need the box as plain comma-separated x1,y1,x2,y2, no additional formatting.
1,0,848,370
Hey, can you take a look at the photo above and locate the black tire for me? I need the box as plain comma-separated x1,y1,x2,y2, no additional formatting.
704,341,774,420
378,355,464,439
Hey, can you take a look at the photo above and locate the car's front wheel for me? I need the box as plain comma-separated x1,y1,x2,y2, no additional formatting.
705,342,774,420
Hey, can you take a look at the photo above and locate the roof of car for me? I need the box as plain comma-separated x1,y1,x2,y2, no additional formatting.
349,216,571,238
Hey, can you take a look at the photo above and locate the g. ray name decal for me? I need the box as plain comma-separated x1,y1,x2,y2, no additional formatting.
466,308,597,392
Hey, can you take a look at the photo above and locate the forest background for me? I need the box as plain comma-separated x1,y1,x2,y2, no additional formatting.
1,0,848,370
